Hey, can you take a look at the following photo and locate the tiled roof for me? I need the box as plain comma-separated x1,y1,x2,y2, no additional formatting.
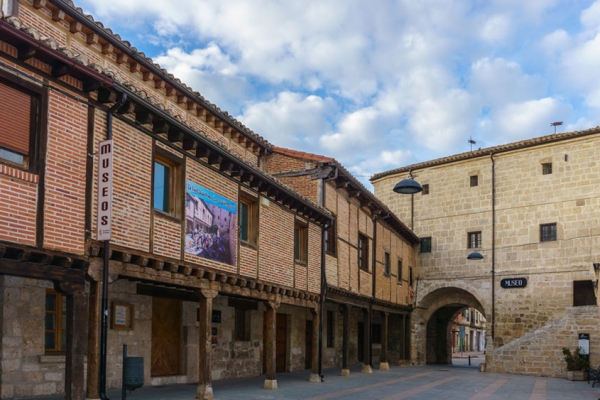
371,126,600,181
272,146,335,162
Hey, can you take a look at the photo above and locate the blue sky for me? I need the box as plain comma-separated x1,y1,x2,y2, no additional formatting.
78,0,600,188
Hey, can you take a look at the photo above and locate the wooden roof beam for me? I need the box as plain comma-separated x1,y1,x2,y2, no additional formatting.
167,130,184,143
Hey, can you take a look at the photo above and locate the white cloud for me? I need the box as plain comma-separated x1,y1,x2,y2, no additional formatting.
581,1,600,31
540,30,571,55
480,14,512,43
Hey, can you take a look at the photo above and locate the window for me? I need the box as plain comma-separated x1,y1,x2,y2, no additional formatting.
409,267,413,286
465,309,470,321
397,259,403,282
371,324,382,344
420,237,432,253
470,175,478,187
0,76,42,171
326,310,334,348
45,290,66,353
153,150,182,218
542,162,552,175
234,308,250,341
468,231,482,248
239,195,258,245
294,221,308,263
358,233,369,271
325,220,336,255
540,223,557,242
384,252,390,275
573,281,597,307
1,0,16,16
422,184,429,195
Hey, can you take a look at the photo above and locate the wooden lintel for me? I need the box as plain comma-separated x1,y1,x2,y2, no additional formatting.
137,284,198,302
130,62,141,74
86,33,99,45
16,44,36,62
207,153,222,166
182,138,198,151
51,60,70,78
116,53,128,65
143,71,154,82
135,112,153,125
152,120,169,134
0,258,85,292
167,131,184,143
33,0,47,9
97,88,118,104
68,21,83,34
154,80,165,90
101,43,114,55
52,9,65,22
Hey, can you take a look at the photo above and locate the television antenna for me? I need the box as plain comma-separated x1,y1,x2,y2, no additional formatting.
551,121,563,134
468,137,476,152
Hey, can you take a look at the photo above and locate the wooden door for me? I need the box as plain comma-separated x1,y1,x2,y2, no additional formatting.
357,321,364,363
151,297,182,376
305,320,313,370
276,313,287,373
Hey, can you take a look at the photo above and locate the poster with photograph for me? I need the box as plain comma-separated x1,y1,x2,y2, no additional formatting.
185,181,237,266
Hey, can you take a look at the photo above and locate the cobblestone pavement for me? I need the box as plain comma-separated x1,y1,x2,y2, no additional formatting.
30,361,600,400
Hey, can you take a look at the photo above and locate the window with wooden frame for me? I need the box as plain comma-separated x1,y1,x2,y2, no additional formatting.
325,220,336,255
467,231,482,248
45,290,66,353
409,267,414,286
234,308,250,341
239,194,258,245
153,149,182,218
294,221,308,263
384,252,390,276
540,223,557,242
420,237,432,253
326,310,334,348
397,259,403,282
358,233,369,271
0,75,43,171
542,162,552,175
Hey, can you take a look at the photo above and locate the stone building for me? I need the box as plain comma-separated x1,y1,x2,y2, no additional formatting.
263,147,418,374
372,128,600,377
0,1,334,399
451,308,486,353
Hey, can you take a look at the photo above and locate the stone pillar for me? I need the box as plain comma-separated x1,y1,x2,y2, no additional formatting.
65,291,86,400
196,288,219,400
361,308,373,373
309,308,321,383
341,304,351,376
379,312,389,370
263,300,280,390
86,280,101,399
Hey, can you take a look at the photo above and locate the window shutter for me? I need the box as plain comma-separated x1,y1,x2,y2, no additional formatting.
0,81,31,155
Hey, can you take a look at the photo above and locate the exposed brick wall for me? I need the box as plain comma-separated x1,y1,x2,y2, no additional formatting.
239,244,257,278
43,90,87,254
18,5,67,48
307,223,321,294
257,201,295,286
153,215,182,258
294,265,307,291
0,173,37,246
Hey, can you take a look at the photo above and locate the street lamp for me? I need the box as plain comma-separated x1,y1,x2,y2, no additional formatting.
393,177,423,194
467,251,484,260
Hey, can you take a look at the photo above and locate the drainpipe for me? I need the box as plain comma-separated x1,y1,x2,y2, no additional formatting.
370,217,377,368
491,153,496,340
318,177,330,381
100,94,127,400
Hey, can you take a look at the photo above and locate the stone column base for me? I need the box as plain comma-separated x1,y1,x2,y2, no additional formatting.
263,379,278,390
379,362,390,370
341,369,351,376
361,364,373,374
196,384,214,399
309,373,321,383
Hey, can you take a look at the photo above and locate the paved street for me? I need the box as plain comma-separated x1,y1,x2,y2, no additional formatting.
31,356,600,400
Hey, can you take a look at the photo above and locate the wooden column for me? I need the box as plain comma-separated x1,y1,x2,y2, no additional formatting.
379,312,389,370
341,305,351,376
65,291,86,400
361,308,373,373
196,288,219,400
263,300,280,390
86,280,101,399
309,308,320,383
405,314,411,362
400,314,406,361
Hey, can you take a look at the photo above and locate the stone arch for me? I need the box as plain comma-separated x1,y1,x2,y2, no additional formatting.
412,287,488,365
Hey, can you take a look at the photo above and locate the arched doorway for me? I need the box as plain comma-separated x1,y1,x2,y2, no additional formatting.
413,287,488,365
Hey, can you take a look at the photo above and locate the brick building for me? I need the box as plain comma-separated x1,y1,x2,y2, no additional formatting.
263,148,418,374
0,1,425,399
372,129,600,377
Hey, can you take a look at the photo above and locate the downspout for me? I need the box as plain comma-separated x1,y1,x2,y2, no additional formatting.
318,177,329,381
491,153,496,340
100,94,127,400
370,217,377,368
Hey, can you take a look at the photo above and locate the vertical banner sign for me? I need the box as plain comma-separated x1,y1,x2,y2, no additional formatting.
97,140,114,241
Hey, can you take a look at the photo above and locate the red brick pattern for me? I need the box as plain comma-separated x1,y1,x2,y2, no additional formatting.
0,174,37,245
258,202,295,286
43,90,87,254
239,244,258,278
307,223,321,293
18,5,67,48
153,214,182,258
295,264,308,291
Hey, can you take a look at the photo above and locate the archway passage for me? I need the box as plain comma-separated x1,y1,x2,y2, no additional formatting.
415,287,487,366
